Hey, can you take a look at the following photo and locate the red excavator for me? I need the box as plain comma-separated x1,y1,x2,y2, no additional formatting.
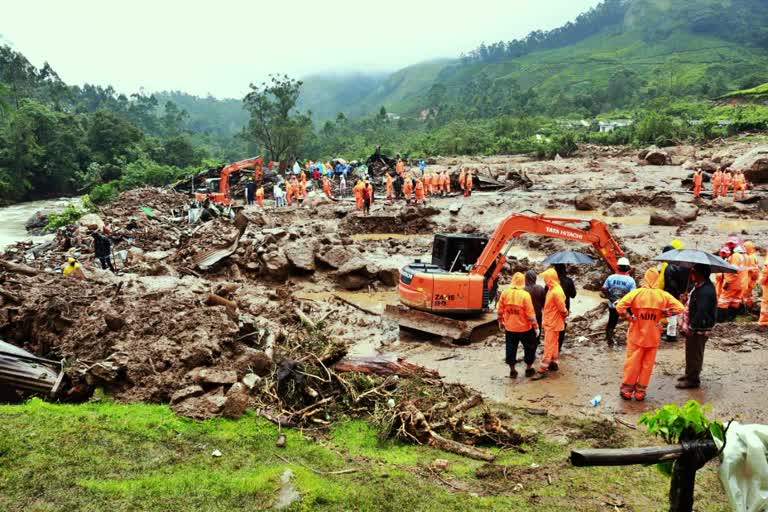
194,156,265,205
387,213,624,342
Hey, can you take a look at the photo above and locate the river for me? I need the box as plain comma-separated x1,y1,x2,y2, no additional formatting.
0,198,81,251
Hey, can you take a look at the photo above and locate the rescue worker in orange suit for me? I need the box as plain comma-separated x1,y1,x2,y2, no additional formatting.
717,242,746,321
396,158,404,176
255,185,264,207
734,171,747,200
459,169,466,193
532,268,568,380
291,176,301,202
614,268,684,401
693,169,703,199
285,179,293,206
464,170,473,197
300,169,307,187
720,170,733,197
322,176,332,199
414,178,426,205
712,168,722,198
403,174,413,203
444,171,451,194
431,171,439,197
497,272,539,378
715,245,730,300
759,253,768,328
386,173,393,201
299,177,307,199
743,241,760,308
354,180,364,209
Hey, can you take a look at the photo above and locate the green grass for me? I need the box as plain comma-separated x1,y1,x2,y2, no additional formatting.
0,399,732,511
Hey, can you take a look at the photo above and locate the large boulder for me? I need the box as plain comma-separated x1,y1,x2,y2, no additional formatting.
733,146,768,184
78,213,105,231
335,257,380,290
24,211,49,234
644,149,671,166
574,193,601,211
284,241,317,273
649,204,699,226
260,249,290,280
316,245,350,269
377,266,400,287
603,202,631,217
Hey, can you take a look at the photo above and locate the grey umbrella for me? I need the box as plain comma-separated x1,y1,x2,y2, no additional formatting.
653,249,737,273
541,251,595,265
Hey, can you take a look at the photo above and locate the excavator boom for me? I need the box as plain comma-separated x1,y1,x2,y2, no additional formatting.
195,156,263,205
391,213,624,343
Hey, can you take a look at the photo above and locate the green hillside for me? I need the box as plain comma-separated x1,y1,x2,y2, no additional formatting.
721,82,768,101
299,60,453,121
299,0,768,120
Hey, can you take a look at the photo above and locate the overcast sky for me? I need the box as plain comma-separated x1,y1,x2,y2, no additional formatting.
3,0,600,99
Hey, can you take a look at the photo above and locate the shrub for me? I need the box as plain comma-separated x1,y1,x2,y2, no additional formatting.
89,182,119,205
45,203,88,230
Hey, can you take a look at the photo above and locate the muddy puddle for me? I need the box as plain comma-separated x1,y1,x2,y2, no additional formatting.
395,339,764,422
542,208,651,226
295,288,399,315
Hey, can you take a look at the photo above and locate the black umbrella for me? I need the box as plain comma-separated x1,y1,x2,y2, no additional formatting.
653,249,737,273
541,251,595,265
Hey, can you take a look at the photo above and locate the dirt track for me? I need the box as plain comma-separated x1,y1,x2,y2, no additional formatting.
1,137,767,425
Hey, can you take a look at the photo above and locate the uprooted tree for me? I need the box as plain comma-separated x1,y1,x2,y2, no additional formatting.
243,74,312,163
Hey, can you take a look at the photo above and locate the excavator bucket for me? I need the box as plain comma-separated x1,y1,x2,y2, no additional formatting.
385,304,498,344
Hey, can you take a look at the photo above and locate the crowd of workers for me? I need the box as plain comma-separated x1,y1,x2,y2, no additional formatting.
496,236,768,402
241,156,476,215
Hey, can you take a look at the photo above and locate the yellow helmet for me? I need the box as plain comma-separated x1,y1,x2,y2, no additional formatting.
68,257,76,264
670,239,685,250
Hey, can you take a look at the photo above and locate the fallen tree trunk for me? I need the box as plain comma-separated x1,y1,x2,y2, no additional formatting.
0,259,39,276
334,356,440,379
400,402,495,462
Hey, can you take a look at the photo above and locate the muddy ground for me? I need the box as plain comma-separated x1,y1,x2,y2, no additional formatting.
1,136,767,427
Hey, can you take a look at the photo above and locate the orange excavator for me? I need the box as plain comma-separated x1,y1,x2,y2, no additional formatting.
387,213,624,342
194,156,266,205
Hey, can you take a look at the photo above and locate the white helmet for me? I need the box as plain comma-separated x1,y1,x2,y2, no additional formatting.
618,257,630,267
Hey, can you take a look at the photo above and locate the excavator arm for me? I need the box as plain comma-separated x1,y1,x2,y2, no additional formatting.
219,156,264,198
471,213,623,291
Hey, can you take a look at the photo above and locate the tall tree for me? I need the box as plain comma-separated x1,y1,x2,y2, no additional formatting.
243,75,312,161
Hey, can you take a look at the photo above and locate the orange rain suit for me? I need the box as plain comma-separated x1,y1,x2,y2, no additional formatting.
693,170,703,198
717,252,746,310
615,268,685,400
322,177,332,199
464,172,473,196
291,178,300,201
538,268,568,373
285,181,293,205
720,172,733,197
430,172,439,195
403,176,413,201
396,159,404,176
743,242,760,307
386,174,393,200
734,172,747,200
458,169,466,191
354,181,364,209
712,170,721,198
759,256,768,327
300,171,307,185
367,183,374,205
414,179,425,204
255,187,264,207
497,273,538,332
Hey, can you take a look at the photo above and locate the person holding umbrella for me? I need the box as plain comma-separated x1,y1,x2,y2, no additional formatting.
653,247,733,390
677,263,718,389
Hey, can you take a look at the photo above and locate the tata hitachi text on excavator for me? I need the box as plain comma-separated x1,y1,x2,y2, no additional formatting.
386,213,624,342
